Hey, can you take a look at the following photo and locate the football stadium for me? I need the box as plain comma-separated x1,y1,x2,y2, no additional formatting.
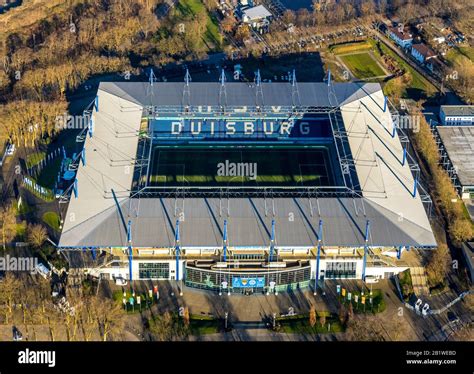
58,72,437,294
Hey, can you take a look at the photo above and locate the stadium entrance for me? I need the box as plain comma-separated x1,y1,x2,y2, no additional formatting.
184,260,312,294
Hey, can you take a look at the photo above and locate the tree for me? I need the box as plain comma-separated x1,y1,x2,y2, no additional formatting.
425,244,450,287
346,315,385,341
202,0,218,11
234,25,251,43
309,306,317,327
0,273,21,324
319,313,326,327
282,10,296,26
221,16,236,34
347,302,354,322
338,304,346,325
27,224,47,248
92,296,126,341
449,218,474,244
0,204,17,250
183,307,190,327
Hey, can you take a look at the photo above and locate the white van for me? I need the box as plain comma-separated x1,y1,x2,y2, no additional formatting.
364,275,380,284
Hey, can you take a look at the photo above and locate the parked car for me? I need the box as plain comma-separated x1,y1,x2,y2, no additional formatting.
115,276,128,286
5,143,15,156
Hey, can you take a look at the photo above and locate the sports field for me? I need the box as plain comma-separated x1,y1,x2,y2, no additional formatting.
339,52,385,79
148,147,335,187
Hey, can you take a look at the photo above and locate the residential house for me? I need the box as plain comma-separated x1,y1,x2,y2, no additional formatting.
388,26,413,49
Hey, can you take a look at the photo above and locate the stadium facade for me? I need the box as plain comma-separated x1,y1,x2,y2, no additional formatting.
58,76,436,294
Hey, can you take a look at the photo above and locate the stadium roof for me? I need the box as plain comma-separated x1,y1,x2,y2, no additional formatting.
97,81,381,108
437,126,474,187
59,81,436,248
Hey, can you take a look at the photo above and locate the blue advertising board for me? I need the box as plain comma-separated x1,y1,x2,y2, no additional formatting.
150,116,332,140
232,277,265,288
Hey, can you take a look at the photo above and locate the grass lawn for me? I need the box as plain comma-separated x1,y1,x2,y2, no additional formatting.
26,151,46,169
150,147,333,187
189,315,221,335
446,46,474,65
175,0,222,49
330,41,372,55
37,156,62,188
15,222,27,240
339,288,386,314
42,211,61,232
340,52,385,79
277,312,344,334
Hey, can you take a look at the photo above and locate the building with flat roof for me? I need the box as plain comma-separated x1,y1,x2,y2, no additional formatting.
435,126,474,199
440,105,474,126
57,78,435,294
461,242,474,283
241,5,272,30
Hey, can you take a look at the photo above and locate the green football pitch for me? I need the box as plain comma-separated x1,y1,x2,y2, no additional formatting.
148,147,335,187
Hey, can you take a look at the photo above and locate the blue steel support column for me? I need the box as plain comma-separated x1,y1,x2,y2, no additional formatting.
220,69,225,86
175,220,180,282
383,95,387,112
149,67,155,86
256,69,261,85
402,146,407,166
397,246,403,260
314,219,323,295
73,178,78,198
127,220,133,281
91,247,96,260
362,220,370,281
269,219,275,262
81,148,86,166
88,116,94,138
413,175,418,198
327,69,331,86
62,146,67,159
185,68,191,85
94,95,99,112
223,220,228,262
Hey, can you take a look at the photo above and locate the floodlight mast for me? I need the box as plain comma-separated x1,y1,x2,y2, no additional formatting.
361,220,371,281
175,220,183,296
314,219,323,295
223,219,228,262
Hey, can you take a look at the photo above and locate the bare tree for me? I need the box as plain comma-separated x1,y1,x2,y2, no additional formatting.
27,224,47,249
309,306,317,327
0,204,17,250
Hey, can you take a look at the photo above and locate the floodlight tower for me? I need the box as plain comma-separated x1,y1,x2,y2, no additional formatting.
223,220,228,262
183,68,191,111
314,219,323,295
255,69,264,110
269,219,275,262
361,220,371,281
175,220,183,296
219,69,227,114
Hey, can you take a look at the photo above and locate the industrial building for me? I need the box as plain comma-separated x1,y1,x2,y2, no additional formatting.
57,73,436,294
439,105,474,126
435,126,474,199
